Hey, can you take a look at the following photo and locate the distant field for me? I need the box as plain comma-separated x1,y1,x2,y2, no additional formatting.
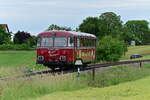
122,45,150,60
0,51,35,67
0,51,47,77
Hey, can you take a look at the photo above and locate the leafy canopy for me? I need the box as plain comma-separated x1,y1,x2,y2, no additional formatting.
79,12,123,38
0,26,11,44
46,24,72,31
124,20,150,45
13,31,31,44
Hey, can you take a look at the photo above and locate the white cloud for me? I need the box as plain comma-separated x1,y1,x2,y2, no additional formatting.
1,0,150,33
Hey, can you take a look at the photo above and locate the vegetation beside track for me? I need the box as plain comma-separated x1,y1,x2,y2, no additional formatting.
29,75,150,100
1,63,150,100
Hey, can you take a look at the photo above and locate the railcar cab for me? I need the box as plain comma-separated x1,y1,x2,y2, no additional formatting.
36,30,96,70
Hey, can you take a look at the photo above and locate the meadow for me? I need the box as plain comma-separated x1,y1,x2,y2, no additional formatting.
0,51,47,77
121,45,150,60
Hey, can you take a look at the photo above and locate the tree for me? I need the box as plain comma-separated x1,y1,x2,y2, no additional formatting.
78,12,123,38
79,17,99,36
98,12,123,38
97,36,127,62
0,26,11,44
26,36,37,47
13,31,31,44
124,20,149,45
46,24,72,31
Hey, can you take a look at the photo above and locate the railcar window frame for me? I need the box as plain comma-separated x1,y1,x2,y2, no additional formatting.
37,37,41,47
54,37,67,47
68,37,74,47
77,37,96,48
40,37,53,47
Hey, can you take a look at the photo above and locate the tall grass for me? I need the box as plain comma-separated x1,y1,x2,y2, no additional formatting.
1,64,150,100
87,64,150,87
0,74,88,100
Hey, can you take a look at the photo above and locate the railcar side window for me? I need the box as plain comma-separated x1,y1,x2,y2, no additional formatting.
41,37,53,46
77,38,80,47
68,37,74,47
78,38,95,47
54,37,67,47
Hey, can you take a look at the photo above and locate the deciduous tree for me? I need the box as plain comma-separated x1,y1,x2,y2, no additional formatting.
0,26,11,44
124,20,149,45
13,31,31,44
47,24,72,31
98,12,123,38
79,17,99,36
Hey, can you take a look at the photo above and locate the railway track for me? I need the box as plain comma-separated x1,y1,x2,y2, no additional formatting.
1,59,150,81
87,59,150,69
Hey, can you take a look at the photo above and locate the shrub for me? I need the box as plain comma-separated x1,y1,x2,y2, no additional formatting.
97,36,127,62
0,44,31,50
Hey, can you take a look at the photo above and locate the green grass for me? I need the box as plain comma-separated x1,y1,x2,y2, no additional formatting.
0,51,47,77
0,51,35,68
1,64,150,100
87,65,150,87
29,75,150,100
0,74,87,100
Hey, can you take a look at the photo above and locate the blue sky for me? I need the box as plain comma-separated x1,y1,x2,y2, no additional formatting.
1,0,150,35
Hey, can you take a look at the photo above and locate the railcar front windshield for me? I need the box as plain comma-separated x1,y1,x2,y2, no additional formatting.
41,37,53,46
54,37,67,47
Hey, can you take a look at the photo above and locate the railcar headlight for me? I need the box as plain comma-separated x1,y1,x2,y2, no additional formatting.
38,56,44,61
60,56,66,61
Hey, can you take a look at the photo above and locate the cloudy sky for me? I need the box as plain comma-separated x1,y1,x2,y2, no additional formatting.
1,0,150,35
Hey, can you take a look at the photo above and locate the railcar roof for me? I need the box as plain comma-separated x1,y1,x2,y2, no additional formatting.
38,30,96,38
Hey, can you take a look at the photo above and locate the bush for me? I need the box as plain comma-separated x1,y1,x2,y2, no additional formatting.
0,44,31,50
97,36,127,62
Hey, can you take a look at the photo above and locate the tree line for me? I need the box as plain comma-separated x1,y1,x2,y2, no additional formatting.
0,27,37,49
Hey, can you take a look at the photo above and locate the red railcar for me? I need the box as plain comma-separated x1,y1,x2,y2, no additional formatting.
36,30,96,70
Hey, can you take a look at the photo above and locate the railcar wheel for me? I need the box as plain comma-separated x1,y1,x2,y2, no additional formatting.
50,67,55,71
